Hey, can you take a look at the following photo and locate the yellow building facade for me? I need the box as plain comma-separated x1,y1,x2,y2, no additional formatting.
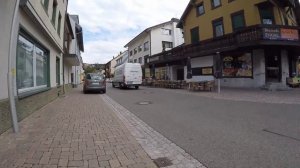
148,0,300,89
182,0,297,44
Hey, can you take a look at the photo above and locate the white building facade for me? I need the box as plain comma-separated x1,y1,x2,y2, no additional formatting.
0,0,68,134
124,18,184,78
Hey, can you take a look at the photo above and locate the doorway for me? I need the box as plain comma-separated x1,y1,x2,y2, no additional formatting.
177,69,184,80
265,48,281,82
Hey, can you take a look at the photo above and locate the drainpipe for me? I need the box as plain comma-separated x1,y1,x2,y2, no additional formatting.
8,0,21,133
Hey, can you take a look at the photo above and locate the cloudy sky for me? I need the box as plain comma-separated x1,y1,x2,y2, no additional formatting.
68,0,188,64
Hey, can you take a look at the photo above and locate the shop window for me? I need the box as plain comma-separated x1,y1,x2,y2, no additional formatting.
17,34,49,93
190,27,199,44
192,67,214,76
231,10,246,31
222,53,253,78
213,17,224,37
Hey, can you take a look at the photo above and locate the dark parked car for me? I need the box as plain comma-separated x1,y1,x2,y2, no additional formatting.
83,73,106,94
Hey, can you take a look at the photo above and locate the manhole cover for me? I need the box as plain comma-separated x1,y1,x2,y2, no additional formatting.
137,101,152,105
153,157,173,167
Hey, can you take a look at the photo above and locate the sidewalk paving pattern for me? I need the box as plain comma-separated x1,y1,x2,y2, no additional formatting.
0,89,158,168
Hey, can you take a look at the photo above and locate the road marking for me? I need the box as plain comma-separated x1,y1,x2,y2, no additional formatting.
263,129,300,142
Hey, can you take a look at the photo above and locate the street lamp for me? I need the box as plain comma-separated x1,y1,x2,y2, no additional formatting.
8,0,23,133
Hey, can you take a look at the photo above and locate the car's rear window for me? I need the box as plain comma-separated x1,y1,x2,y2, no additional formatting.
86,74,103,80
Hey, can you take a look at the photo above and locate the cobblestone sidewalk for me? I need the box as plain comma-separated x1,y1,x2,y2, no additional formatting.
0,88,157,168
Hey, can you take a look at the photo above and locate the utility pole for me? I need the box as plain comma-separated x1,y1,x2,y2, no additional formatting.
8,0,21,133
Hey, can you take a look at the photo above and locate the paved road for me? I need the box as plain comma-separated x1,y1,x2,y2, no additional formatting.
106,85,300,168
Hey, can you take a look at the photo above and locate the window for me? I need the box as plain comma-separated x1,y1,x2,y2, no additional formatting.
259,6,275,25
162,41,173,50
138,45,142,52
161,28,172,35
144,41,149,51
213,17,224,37
17,34,49,93
196,2,205,16
211,0,221,9
190,27,199,44
231,11,246,31
41,0,49,12
51,0,58,25
138,57,143,64
130,50,133,56
57,12,62,36
134,59,137,63
134,48,137,54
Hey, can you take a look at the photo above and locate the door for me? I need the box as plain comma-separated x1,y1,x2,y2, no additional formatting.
177,69,184,80
265,48,281,82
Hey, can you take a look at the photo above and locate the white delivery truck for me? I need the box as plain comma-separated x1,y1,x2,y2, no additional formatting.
112,63,142,89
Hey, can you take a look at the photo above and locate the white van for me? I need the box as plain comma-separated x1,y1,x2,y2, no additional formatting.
112,63,142,89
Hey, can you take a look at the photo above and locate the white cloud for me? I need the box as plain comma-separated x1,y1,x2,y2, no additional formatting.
68,0,188,64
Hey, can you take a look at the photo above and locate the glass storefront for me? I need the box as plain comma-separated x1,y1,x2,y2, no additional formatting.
17,34,49,93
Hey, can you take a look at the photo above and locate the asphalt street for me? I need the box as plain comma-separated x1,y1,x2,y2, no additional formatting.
106,85,300,168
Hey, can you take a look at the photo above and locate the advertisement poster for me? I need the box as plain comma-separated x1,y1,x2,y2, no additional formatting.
222,53,253,78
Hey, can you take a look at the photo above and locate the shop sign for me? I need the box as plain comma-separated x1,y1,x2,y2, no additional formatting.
281,28,299,41
202,68,213,75
263,28,299,41
263,28,280,40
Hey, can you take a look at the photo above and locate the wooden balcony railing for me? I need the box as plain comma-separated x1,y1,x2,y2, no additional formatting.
149,24,300,64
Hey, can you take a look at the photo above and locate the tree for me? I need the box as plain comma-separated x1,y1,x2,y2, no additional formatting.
84,66,96,74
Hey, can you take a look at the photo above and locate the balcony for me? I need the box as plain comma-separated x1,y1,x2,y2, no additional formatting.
148,24,300,64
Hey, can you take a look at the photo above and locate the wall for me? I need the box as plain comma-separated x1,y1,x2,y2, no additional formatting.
0,1,15,100
64,63,72,84
183,0,284,44
281,49,290,84
28,0,67,50
128,33,151,65
172,22,184,47
151,23,174,55
184,56,215,81
221,49,266,88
